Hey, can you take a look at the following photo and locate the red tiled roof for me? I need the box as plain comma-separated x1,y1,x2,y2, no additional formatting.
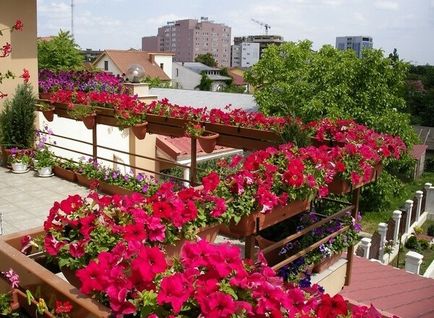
411,144,428,160
340,256,434,318
156,136,232,161
93,50,170,81
228,68,246,86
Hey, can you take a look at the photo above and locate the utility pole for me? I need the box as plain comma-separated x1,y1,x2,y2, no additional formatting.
71,0,74,39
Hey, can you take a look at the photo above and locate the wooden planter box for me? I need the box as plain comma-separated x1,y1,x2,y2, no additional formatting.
163,224,221,259
0,228,111,317
328,163,383,194
53,166,77,183
228,200,310,237
99,181,134,196
204,122,281,142
312,251,343,273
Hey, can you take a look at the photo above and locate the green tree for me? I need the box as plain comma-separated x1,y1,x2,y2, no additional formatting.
194,53,217,67
196,72,212,91
38,30,83,71
245,40,416,147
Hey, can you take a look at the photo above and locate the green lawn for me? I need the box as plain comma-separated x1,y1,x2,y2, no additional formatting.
361,172,434,234
392,220,434,275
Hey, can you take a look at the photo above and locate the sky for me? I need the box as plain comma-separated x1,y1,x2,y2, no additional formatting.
37,0,434,65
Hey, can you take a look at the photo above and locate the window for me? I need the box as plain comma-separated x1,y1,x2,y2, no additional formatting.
160,63,164,69
176,68,179,77
104,60,108,71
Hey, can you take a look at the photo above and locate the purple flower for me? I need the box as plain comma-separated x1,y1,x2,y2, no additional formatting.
2,268,20,288
142,184,149,193
136,173,144,182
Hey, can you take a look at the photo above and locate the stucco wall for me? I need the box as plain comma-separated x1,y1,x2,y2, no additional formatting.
0,0,38,110
152,55,173,80
94,56,122,75
172,63,201,90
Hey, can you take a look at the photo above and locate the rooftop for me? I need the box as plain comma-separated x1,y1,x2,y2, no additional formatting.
340,255,434,318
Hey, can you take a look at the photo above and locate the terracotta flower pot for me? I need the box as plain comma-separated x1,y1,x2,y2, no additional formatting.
75,173,92,187
82,113,96,129
198,131,219,153
131,121,148,140
42,107,55,122
99,181,134,195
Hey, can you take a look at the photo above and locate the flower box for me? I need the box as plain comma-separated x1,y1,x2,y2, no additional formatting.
163,224,220,259
75,173,94,188
145,113,189,128
53,165,77,182
328,163,382,194
204,122,281,142
228,200,310,237
0,228,111,317
312,251,343,273
99,181,134,196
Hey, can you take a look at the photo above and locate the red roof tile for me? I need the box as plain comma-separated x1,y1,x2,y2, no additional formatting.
93,50,171,81
227,69,246,86
340,256,434,318
156,136,233,161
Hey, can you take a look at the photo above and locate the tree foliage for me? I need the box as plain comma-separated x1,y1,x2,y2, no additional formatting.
245,40,417,147
196,72,212,91
38,30,83,71
194,53,217,67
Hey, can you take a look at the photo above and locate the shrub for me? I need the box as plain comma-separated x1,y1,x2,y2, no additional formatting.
419,239,430,250
427,224,434,237
405,235,419,250
360,171,402,212
0,84,36,149
413,226,423,235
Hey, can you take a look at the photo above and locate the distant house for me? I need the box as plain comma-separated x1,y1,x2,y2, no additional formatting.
227,67,252,93
172,62,232,91
93,50,173,82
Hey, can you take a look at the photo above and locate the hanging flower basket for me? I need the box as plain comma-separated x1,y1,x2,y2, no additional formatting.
41,106,55,122
82,113,96,129
131,121,148,140
328,163,383,194
198,131,219,153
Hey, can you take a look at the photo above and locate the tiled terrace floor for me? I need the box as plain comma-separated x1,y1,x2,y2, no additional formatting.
0,167,88,234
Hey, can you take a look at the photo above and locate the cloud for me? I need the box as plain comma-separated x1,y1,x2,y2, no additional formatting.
374,1,399,10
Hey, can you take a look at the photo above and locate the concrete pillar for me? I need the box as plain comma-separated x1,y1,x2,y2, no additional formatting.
360,237,371,259
378,223,388,262
415,191,423,222
404,200,414,234
405,251,423,275
392,210,402,243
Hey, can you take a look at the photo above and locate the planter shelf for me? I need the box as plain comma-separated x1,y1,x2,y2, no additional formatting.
35,102,283,150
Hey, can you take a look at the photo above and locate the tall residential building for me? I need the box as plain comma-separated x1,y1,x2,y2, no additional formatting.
142,18,231,67
335,36,373,58
231,35,283,67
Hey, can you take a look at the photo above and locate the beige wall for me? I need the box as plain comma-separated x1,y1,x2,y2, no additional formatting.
0,0,38,110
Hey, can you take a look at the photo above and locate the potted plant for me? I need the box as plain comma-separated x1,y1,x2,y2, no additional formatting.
113,95,148,140
7,148,31,173
186,121,219,153
0,84,36,166
34,148,55,177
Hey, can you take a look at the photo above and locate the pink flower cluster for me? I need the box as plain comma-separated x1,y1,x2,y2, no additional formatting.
308,119,406,160
75,239,385,318
43,181,225,270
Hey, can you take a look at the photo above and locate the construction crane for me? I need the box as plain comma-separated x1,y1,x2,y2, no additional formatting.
251,18,271,35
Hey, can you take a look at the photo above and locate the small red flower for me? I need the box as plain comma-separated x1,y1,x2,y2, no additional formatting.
12,20,24,31
20,68,30,83
54,300,73,314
